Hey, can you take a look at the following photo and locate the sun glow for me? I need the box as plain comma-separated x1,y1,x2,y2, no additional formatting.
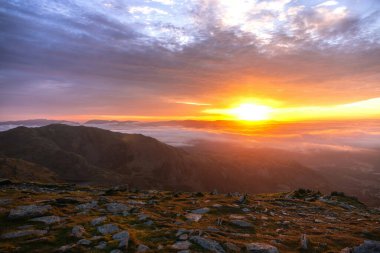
229,103,272,121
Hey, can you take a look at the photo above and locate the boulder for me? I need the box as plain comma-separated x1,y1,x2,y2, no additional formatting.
76,201,98,211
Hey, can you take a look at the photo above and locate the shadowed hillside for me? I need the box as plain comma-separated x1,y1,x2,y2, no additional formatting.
0,124,328,194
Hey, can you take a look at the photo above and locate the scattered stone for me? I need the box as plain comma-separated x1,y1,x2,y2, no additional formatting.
237,194,248,204
179,233,189,240
191,207,210,214
91,216,107,226
300,234,310,250
230,220,253,228
97,224,119,235
0,198,12,205
95,241,107,250
110,250,122,253
112,230,129,248
190,236,225,253
55,197,80,205
78,239,91,245
144,220,154,226
224,242,240,252
8,204,52,219
57,244,75,252
76,201,98,211
0,178,12,186
246,243,279,253
171,241,192,250
136,244,150,252
314,219,323,223
1,229,48,239
71,225,85,238
30,215,61,225
186,213,202,222
127,200,146,205
105,203,129,214
138,213,149,221
352,240,380,253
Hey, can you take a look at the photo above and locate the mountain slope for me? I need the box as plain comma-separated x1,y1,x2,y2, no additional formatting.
0,124,328,193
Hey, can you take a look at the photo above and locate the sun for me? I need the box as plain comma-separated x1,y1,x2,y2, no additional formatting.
229,103,272,121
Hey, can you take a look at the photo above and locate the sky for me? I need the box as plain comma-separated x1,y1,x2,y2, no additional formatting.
1,0,380,121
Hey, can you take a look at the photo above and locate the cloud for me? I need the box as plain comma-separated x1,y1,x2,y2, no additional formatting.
0,0,379,119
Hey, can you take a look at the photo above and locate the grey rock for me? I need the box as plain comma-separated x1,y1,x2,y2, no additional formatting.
97,223,119,235
246,243,279,253
30,215,61,225
110,250,122,253
185,213,202,222
1,229,48,239
136,244,150,252
106,203,129,214
144,220,154,226
95,241,107,249
91,216,107,226
352,240,380,253
78,239,92,245
71,225,86,238
76,201,98,211
138,213,149,221
230,220,253,228
179,234,189,240
0,198,12,206
190,236,225,253
191,207,210,214
57,244,75,252
112,230,129,248
300,234,310,250
224,242,240,252
8,205,52,219
171,241,192,250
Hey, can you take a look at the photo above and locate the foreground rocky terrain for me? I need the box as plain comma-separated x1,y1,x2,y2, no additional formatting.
0,181,379,252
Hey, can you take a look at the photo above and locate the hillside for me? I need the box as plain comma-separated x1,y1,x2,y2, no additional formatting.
0,182,379,252
0,124,328,194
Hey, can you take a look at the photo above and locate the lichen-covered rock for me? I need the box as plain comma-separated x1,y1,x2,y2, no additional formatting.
8,205,52,219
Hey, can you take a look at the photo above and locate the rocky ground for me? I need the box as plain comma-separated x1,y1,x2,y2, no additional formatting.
0,181,379,253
